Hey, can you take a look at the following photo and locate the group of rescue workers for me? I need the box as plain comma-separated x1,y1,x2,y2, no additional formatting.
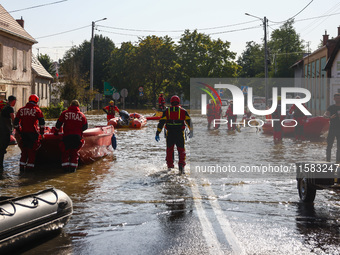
0,95,87,172
0,90,339,173
205,93,340,163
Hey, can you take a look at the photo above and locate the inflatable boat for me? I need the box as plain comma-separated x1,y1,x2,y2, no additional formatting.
146,111,163,120
262,116,329,138
0,188,73,253
108,111,147,128
16,125,115,165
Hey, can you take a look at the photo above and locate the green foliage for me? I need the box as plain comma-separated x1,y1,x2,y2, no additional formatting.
177,30,239,99
41,101,65,119
237,41,264,78
268,19,305,78
37,53,55,77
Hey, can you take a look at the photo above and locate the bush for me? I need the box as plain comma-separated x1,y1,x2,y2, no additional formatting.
41,101,66,119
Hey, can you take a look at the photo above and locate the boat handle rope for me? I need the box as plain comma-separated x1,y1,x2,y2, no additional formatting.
0,188,59,216
0,201,16,216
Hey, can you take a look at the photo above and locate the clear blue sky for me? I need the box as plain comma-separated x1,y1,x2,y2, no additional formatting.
1,0,340,61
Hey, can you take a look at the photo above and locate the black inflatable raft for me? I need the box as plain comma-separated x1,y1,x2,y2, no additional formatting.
0,188,73,253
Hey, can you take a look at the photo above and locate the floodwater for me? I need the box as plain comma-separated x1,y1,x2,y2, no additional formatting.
1,111,340,255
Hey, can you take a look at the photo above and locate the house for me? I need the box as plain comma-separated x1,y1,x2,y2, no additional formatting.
324,28,340,99
292,27,340,116
32,54,53,107
0,4,37,110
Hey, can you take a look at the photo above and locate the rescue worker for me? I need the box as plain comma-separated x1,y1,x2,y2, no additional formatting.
323,93,340,162
206,99,215,129
155,95,193,174
224,100,237,131
103,100,119,122
14,94,45,171
54,100,88,172
289,96,307,140
158,92,166,111
214,100,222,129
272,96,285,141
0,96,16,170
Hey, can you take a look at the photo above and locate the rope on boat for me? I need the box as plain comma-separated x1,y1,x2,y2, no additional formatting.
0,188,59,216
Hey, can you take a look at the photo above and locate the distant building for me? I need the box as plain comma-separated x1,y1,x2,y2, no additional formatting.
0,4,37,110
31,54,53,107
292,27,340,115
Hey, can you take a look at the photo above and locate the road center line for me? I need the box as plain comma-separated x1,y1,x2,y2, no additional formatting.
204,184,246,255
191,180,225,255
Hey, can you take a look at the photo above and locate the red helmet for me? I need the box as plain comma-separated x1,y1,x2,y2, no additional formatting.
29,94,39,103
170,95,180,105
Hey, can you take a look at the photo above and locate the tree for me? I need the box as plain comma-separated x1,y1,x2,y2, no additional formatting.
134,35,180,107
37,53,55,76
177,30,239,99
59,47,93,105
268,19,305,78
237,41,264,78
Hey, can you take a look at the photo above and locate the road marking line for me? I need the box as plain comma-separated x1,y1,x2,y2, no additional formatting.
204,184,246,255
191,180,225,255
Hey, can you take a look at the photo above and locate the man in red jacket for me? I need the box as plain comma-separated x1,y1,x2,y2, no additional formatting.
155,95,193,174
158,92,165,111
14,94,45,171
55,100,88,172
103,100,119,122
224,100,237,131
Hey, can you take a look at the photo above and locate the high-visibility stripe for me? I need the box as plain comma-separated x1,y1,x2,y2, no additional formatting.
62,162,70,167
70,163,78,167
27,163,34,167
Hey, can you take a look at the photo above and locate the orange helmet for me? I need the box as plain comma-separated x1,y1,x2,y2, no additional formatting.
29,94,39,103
170,95,180,105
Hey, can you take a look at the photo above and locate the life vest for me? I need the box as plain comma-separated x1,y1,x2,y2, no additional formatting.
165,106,187,130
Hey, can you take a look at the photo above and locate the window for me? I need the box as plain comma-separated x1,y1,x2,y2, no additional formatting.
23,50,27,72
0,44,3,67
12,48,17,70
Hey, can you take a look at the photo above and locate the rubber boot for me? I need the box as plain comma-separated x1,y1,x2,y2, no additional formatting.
179,165,184,175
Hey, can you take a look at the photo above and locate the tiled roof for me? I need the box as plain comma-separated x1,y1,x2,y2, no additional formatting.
32,54,53,79
0,4,37,44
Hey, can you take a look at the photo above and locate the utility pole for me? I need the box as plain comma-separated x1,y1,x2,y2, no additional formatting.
90,18,107,111
245,13,269,106
264,16,268,106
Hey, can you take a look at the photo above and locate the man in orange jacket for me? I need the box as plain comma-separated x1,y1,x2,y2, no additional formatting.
155,95,192,174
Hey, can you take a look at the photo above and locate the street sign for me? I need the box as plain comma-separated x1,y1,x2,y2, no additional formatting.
120,88,128,98
112,92,120,100
104,82,117,95
138,86,143,92
139,91,144,97
241,86,248,95
95,93,102,101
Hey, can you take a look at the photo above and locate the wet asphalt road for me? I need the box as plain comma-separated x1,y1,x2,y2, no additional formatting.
1,112,340,254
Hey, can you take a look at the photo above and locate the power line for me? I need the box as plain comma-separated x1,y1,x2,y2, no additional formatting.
6,0,67,14
34,11,340,40
97,20,259,33
269,0,314,24
35,25,90,39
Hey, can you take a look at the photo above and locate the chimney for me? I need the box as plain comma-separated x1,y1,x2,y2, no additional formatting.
16,17,24,28
322,30,329,46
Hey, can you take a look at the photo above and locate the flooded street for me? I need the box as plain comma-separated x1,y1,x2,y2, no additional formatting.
1,111,340,254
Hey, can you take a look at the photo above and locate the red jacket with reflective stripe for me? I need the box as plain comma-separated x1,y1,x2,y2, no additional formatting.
56,106,88,136
14,102,45,133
